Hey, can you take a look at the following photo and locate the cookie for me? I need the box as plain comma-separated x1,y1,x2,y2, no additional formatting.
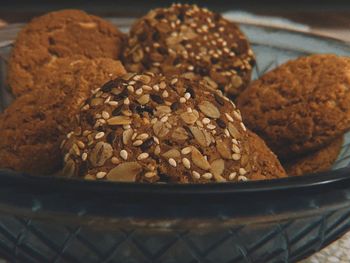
122,4,255,98
284,136,343,176
247,130,287,180
8,9,125,97
237,54,350,159
60,72,270,184
0,58,126,175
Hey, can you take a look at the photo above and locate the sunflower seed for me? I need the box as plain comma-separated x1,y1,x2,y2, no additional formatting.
198,101,220,119
123,129,134,145
216,140,232,159
106,162,142,182
170,127,187,141
181,111,198,124
210,159,226,182
191,147,210,170
228,122,241,138
107,116,132,125
162,149,181,159
89,142,113,167
189,126,207,147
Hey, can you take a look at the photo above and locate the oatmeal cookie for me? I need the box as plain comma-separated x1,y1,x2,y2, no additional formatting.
0,58,126,175
8,9,125,96
247,130,287,180
123,4,255,98
237,54,350,158
284,136,343,176
61,73,267,183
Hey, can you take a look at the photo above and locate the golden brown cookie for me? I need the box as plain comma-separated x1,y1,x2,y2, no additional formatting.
8,9,125,97
237,54,350,159
0,58,126,175
247,130,287,180
61,73,272,184
123,4,255,98
284,136,343,176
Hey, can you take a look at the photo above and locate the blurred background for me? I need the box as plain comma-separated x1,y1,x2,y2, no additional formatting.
1,0,350,41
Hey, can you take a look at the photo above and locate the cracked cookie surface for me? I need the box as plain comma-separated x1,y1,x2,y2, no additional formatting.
123,4,255,98
237,54,350,158
8,9,125,96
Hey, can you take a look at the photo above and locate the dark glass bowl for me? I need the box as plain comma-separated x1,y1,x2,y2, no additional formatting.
0,20,350,263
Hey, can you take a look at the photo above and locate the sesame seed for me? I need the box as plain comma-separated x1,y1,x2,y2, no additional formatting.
137,133,149,140
168,158,177,167
202,172,213,180
182,158,191,169
137,153,149,160
240,122,247,131
171,78,178,85
111,157,119,164
160,116,168,122
229,172,237,180
232,153,241,160
142,85,152,91
127,85,134,92
145,172,156,178
192,171,201,179
108,101,119,106
232,144,240,154
95,132,105,140
225,113,234,122
187,65,194,71
238,176,248,182
120,150,128,160
124,98,130,105
96,172,107,179
184,92,191,100
181,147,192,155
207,124,216,130
81,104,90,111
153,85,160,91
133,140,143,146
162,90,169,98
153,136,160,144
135,88,143,95
123,124,131,130
239,168,247,175
82,152,88,161
233,111,242,121
232,138,238,145
67,131,74,139
102,111,110,120
179,97,186,103
224,129,230,137
202,118,211,125
77,141,85,149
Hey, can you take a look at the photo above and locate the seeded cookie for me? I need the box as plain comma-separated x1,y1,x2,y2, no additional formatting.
123,4,255,98
0,58,126,175
8,9,125,96
237,54,350,159
60,73,270,183
247,130,287,180
284,136,343,176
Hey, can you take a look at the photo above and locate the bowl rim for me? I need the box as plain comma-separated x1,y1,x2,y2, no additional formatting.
0,22,350,199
